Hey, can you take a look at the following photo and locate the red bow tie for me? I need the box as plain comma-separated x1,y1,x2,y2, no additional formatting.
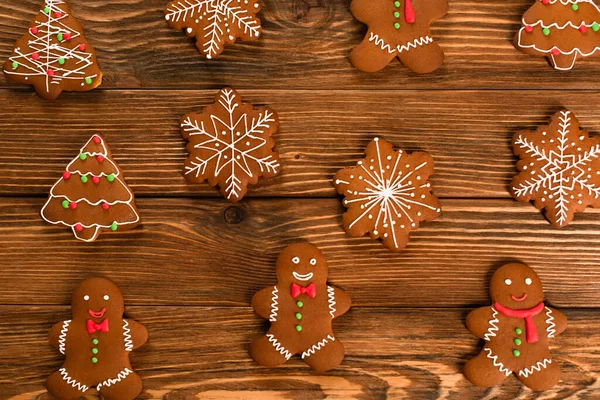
291,282,316,299
87,319,109,334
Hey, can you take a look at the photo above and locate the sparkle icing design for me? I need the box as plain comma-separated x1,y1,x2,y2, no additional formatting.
164,0,262,59
516,0,600,70
40,135,140,242
511,110,600,227
3,0,102,100
180,87,281,202
334,137,441,251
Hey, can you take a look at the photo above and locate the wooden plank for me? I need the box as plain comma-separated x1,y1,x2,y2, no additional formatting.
4,89,600,198
2,197,600,307
3,1,600,90
0,306,597,399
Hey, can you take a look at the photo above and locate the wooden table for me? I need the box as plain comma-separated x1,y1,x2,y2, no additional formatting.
2,0,600,398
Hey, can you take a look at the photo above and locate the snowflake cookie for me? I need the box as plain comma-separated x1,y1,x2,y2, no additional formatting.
511,109,600,227
3,0,102,100
333,137,441,251
165,0,263,59
180,87,280,202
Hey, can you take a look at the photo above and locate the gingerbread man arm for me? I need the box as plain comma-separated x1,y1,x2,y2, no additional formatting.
48,321,65,351
123,319,148,350
329,286,351,319
547,307,567,336
466,306,496,339
252,286,277,320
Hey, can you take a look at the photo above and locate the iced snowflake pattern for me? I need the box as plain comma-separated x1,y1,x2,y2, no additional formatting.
334,137,442,251
165,0,262,59
511,110,600,227
180,88,280,202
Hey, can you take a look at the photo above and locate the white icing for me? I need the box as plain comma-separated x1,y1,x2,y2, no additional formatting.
59,368,88,392
484,307,499,341
292,256,300,264
327,286,336,318
518,358,552,378
266,333,292,360
525,278,533,285
96,368,133,390
545,307,556,338
368,32,434,55
292,272,313,281
309,258,317,265
122,319,133,351
484,347,512,377
301,335,335,359
58,320,70,354
104,295,110,300
505,279,512,285
83,295,89,301
269,285,279,322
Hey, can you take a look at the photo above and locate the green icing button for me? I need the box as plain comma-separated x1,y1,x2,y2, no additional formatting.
92,348,99,354
296,301,303,307
44,7,50,14
58,58,65,65
11,61,18,70
107,174,115,182
80,175,88,183
295,313,302,320
515,328,522,335
394,1,400,6
91,357,98,363
394,22,401,29
514,338,522,346
543,27,551,36
57,33,63,41
62,200,69,209
92,339,99,345
79,153,87,161
572,4,579,10
295,325,302,332
513,349,521,357
593,23,600,32
85,77,93,85
110,222,118,231
394,11,400,18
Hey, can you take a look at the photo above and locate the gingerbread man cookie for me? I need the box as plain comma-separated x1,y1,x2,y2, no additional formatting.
46,278,148,400
250,243,351,372
465,263,567,391
350,0,449,73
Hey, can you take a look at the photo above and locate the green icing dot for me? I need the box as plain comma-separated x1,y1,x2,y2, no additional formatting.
295,325,302,332
62,200,70,209
107,174,115,182
394,11,400,18
92,339,99,345
57,33,63,41
58,57,65,65
543,27,551,36
572,3,579,10
295,313,302,320
593,23,600,32
296,301,303,307
79,153,87,160
513,349,521,357
92,348,99,354
394,22,401,29
394,1,400,6
11,61,18,70
514,338,522,346
91,357,98,363
85,77,93,85
43,7,50,14
80,175,88,183
110,222,118,231
515,328,522,335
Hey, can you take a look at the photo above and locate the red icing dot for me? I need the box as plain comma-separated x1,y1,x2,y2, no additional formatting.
75,223,83,232
31,52,40,61
102,203,110,210
92,176,101,184
69,202,77,209
78,44,86,51
54,12,62,18
62,171,71,179
47,68,55,76
30,27,38,34
580,25,588,33
63,32,71,41
96,155,105,163
551,48,561,55
525,25,533,33
542,0,549,3
92,135,101,144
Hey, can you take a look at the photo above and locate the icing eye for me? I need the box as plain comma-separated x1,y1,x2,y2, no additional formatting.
84,295,90,301
103,295,110,300
525,278,532,285
292,257,300,264
505,279,512,286
310,258,317,265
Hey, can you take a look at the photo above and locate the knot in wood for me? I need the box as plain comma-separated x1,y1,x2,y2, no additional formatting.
224,205,245,224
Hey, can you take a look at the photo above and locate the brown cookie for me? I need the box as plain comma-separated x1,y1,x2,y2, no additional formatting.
350,0,449,73
511,109,600,227
47,277,148,400
333,137,441,251
3,0,102,100
180,87,281,202
165,0,262,59
514,0,600,71
41,135,140,242
249,243,351,372
465,263,567,391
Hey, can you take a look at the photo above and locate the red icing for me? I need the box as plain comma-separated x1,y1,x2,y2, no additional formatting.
86,319,109,334
62,171,71,179
580,24,588,33
30,27,38,34
541,0,549,3
88,308,106,318
102,202,110,210
63,32,71,41
291,282,317,298
510,293,528,302
92,135,101,144
78,44,86,51
54,12,62,18
92,176,101,184
47,69,55,76
525,25,533,33
75,223,83,232
96,155,105,163
551,48,560,55
494,301,545,343
69,201,77,209
405,0,416,24
31,52,40,60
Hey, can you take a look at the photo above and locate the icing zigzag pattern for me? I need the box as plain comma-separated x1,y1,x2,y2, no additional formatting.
123,319,133,351
484,347,512,377
484,308,499,341
519,359,552,378
269,286,279,322
59,368,88,392
327,286,336,318
369,32,434,55
266,334,292,360
545,307,556,338
96,368,133,390
302,335,335,359
58,320,70,355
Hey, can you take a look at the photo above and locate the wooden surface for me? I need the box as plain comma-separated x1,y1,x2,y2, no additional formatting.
1,0,600,398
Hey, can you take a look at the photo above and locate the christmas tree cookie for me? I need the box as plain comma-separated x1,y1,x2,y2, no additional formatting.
3,0,102,100
511,110,600,227
465,263,567,391
350,0,449,73
164,0,262,59
41,135,140,242
250,243,351,372
515,0,600,70
46,278,148,400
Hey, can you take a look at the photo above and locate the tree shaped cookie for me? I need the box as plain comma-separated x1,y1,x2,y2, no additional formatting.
3,0,102,100
180,87,281,202
465,263,567,391
47,277,148,400
350,0,449,73
164,0,262,59
511,110,600,227
333,137,441,251
41,135,140,242
250,243,351,372
515,0,600,70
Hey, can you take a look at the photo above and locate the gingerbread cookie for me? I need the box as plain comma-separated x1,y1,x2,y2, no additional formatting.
350,0,449,73
515,0,600,70
47,277,148,400
250,243,351,372
511,109,600,227
41,135,140,242
3,0,102,100
333,137,441,251
165,0,262,59
465,263,567,391
180,87,280,202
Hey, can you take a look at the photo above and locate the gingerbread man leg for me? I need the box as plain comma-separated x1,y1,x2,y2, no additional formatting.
249,334,293,368
46,369,90,400
397,42,445,74
302,337,345,373
97,370,143,400
463,350,510,388
516,360,560,391
350,31,397,72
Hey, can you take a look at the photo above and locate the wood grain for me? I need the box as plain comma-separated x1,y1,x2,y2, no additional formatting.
2,197,600,308
0,306,597,399
3,89,600,198
3,0,600,90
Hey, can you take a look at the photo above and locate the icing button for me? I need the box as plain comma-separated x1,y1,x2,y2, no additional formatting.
92,338,99,345
295,325,302,332
91,357,98,363
296,301,303,307
513,349,521,357
515,328,522,335
514,338,522,346
295,312,302,320
92,347,99,354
